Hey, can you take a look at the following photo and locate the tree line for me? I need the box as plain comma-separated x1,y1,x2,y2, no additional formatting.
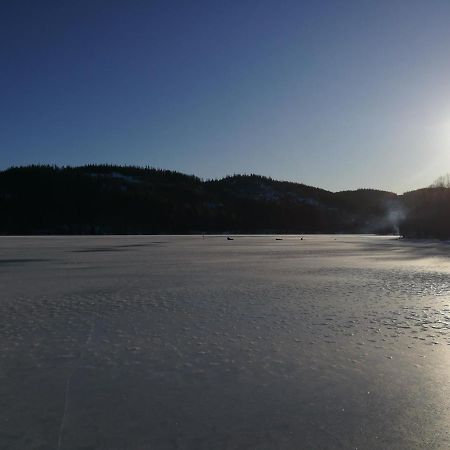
0,164,448,238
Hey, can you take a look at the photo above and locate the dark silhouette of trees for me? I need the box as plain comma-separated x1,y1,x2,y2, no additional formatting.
399,187,450,239
0,164,407,235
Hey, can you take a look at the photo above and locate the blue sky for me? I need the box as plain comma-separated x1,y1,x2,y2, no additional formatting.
2,0,450,192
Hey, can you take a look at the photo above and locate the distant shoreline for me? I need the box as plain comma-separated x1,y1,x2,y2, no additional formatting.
1,165,449,239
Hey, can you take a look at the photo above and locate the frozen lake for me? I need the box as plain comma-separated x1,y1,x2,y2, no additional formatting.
1,235,450,449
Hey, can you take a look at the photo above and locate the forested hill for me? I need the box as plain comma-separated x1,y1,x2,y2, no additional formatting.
0,164,441,237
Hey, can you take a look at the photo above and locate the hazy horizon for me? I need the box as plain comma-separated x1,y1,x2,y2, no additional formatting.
2,1,450,193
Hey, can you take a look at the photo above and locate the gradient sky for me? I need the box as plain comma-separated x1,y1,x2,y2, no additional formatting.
2,0,450,192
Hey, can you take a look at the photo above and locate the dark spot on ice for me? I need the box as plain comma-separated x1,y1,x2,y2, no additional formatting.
118,242,168,248
73,242,168,252
73,248,123,253
0,258,49,265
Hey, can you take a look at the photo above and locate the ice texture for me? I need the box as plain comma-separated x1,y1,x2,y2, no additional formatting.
1,235,450,449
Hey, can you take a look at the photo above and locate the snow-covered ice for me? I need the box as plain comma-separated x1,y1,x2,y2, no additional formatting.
1,235,450,449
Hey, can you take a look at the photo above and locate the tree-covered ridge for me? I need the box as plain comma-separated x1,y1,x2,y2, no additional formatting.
1,164,448,237
399,187,450,239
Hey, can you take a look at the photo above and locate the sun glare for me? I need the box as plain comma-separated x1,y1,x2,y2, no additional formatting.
435,117,450,146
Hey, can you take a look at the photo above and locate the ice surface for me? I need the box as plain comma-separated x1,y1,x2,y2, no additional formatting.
1,235,450,449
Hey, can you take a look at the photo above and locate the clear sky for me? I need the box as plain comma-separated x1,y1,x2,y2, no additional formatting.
2,0,450,193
